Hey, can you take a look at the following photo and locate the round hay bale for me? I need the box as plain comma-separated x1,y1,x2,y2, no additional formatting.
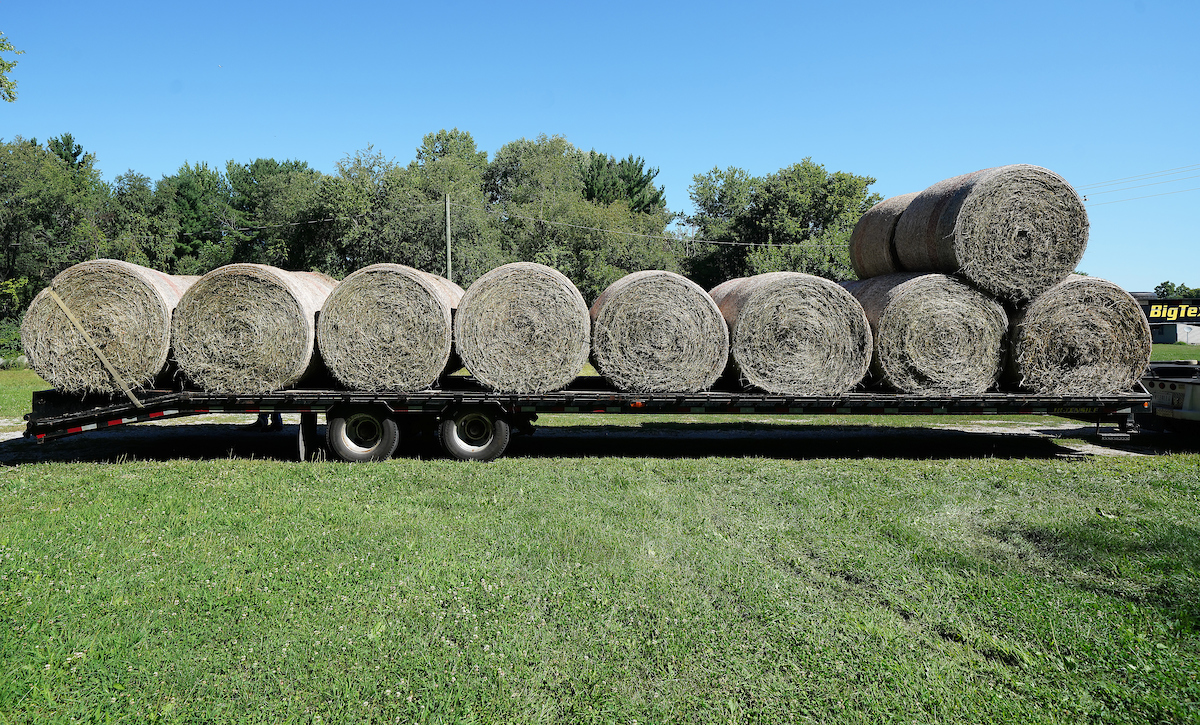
893,165,1088,302
842,273,1009,394
455,262,590,393
1009,275,1151,395
317,263,461,391
20,259,198,395
849,192,919,279
711,272,872,395
171,263,336,393
590,270,728,393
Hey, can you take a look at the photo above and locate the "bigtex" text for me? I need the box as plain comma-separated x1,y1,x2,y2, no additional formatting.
1148,304,1200,321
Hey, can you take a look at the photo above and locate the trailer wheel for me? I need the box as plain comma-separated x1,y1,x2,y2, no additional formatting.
438,409,510,461
326,407,399,462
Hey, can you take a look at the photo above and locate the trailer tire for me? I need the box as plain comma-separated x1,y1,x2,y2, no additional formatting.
438,409,510,461
326,407,399,462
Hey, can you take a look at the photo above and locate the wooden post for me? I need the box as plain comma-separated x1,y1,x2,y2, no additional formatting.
445,193,452,282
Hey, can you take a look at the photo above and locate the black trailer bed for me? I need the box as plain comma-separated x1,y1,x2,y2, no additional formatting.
24,377,1152,442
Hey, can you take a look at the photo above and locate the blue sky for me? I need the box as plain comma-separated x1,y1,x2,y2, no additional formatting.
3,0,1197,292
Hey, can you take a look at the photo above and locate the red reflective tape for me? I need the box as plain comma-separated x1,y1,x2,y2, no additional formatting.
107,419,123,427
148,411,164,419
36,433,45,439
67,426,82,434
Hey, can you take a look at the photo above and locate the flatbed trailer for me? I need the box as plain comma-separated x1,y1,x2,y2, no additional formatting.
23,376,1152,462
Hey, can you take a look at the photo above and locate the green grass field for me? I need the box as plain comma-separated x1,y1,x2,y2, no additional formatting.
1,456,1197,723
1152,343,1200,362
1,363,1197,723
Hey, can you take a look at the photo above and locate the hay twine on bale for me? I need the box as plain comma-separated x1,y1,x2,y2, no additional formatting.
711,272,872,395
317,263,461,391
590,270,728,393
20,259,197,395
455,262,590,393
1009,275,1151,395
849,192,919,280
171,263,336,394
843,273,1009,394
893,165,1088,302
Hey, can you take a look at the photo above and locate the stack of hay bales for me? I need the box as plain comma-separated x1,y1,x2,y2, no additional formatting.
21,259,198,395
849,165,1150,394
171,263,336,393
455,262,590,393
317,263,462,391
591,271,727,393
711,272,872,394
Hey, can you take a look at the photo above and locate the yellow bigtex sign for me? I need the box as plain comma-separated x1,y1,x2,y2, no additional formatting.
1145,301,1200,323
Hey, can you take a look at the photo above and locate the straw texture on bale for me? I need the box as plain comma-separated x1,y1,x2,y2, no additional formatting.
317,264,461,391
455,262,590,393
849,192,919,279
843,273,1009,394
21,259,198,395
1009,275,1151,395
590,270,728,393
711,272,872,394
893,165,1088,302
171,264,336,393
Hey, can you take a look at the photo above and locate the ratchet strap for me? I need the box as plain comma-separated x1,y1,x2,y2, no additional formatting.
47,287,144,409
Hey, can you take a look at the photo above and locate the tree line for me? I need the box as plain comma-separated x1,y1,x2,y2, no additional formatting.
0,128,882,352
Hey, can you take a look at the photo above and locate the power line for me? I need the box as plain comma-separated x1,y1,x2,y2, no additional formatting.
1076,163,1200,190
1086,185,1200,207
452,200,844,249
1081,173,1200,197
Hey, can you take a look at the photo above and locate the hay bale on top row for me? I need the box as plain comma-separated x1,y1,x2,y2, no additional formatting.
171,263,336,394
893,164,1088,303
711,272,872,395
852,165,1088,302
317,263,462,392
843,273,1009,395
21,259,198,395
455,262,590,394
849,192,919,280
1009,275,1151,395
590,271,727,393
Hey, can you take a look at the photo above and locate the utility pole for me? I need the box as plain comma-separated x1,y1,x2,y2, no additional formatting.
445,193,452,282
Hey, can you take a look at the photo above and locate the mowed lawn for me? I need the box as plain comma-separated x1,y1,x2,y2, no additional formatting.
0,362,1197,723
1,453,1198,723
1151,343,1200,361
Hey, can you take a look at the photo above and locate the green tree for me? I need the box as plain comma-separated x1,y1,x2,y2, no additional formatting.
485,135,674,301
684,159,880,289
581,153,666,214
1155,281,1200,298
102,171,179,270
0,135,110,311
0,32,22,103
685,166,760,287
306,146,395,277
226,158,323,268
400,129,504,285
159,161,237,274
48,133,91,170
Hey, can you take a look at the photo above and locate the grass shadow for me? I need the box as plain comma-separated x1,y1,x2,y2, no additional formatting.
986,518,1200,631
503,421,1075,460
0,420,1089,464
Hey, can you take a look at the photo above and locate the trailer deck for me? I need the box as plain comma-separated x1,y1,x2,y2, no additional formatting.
23,376,1152,461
